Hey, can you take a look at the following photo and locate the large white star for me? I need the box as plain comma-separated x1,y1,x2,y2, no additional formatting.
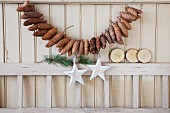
64,63,87,86
87,58,111,80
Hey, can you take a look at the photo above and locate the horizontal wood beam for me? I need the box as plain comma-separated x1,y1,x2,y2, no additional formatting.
0,63,170,75
1,0,170,4
0,108,170,113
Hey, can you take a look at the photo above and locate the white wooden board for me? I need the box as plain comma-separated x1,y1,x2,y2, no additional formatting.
20,2,36,107
51,5,66,108
110,5,125,107
157,4,170,108
0,3,4,108
96,5,110,108
4,4,19,108
81,5,95,107
66,5,81,107
140,4,156,107
35,4,50,107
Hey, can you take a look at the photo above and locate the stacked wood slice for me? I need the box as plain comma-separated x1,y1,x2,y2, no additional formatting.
17,1,143,58
110,48,125,63
126,48,152,63
110,48,152,63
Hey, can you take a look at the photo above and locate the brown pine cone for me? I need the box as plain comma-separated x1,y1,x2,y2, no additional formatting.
77,40,84,58
118,17,132,30
56,37,71,47
105,29,114,44
21,12,43,19
24,18,47,26
90,37,97,54
125,6,138,17
96,36,101,52
42,28,58,40
84,39,89,55
33,30,48,37
120,11,137,21
118,21,128,37
112,22,122,42
108,26,116,41
38,23,53,30
100,34,107,49
17,5,35,12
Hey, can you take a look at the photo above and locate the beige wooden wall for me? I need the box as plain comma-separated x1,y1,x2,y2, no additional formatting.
0,2,170,108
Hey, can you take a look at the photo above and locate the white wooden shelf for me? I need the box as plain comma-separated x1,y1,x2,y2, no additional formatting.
0,63,170,76
0,108,170,113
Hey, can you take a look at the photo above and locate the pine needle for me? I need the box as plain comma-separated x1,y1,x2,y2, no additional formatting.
43,54,93,67
78,55,93,65
44,55,73,67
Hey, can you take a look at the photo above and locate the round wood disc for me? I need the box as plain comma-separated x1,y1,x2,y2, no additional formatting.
126,48,139,63
110,48,125,63
137,48,152,63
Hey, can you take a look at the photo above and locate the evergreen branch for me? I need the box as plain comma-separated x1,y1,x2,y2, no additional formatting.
78,55,93,65
44,55,73,67
43,54,93,67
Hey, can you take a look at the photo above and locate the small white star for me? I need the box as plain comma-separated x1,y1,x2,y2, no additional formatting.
87,58,111,81
64,63,87,86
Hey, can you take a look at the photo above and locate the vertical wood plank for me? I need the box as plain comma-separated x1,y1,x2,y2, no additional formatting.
35,4,50,107
46,75,52,108
133,76,139,108
66,5,81,107
0,3,5,108
110,5,125,107
81,5,95,107
20,3,35,107
96,5,110,108
157,4,170,108
125,4,141,108
140,4,156,108
4,4,19,108
162,76,169,108
51,5,66,108
17,75,23,108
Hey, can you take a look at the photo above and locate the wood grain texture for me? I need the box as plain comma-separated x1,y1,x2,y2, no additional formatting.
81,5,95,107
20,2,36,107
35,4,49,107
66,5,80,107
1,63,170,76
140,4,156,108
125,4,141,108
110,5,125,107
0,108,170,113
96,5,110,108
0,3,5,108
157,4,170,108
17,75,23,108
51,5,66,108
4,4,19,108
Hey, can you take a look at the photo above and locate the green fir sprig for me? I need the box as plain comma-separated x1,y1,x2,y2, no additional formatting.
78,55,93,65
44,55,73,67
43,54,93,67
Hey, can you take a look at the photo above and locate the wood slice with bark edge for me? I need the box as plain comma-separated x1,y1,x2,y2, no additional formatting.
137,48,152,63
126,48,139,63
110,48,125,63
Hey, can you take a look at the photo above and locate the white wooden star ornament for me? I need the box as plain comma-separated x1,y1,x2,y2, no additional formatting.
87,58,111,81
64,62,87,86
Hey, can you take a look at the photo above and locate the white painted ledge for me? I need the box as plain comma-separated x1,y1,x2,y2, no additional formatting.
0,108,170,113
0,63,170,75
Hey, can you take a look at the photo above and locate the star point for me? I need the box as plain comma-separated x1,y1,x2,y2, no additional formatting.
64,63,87,86
87,58,111,81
